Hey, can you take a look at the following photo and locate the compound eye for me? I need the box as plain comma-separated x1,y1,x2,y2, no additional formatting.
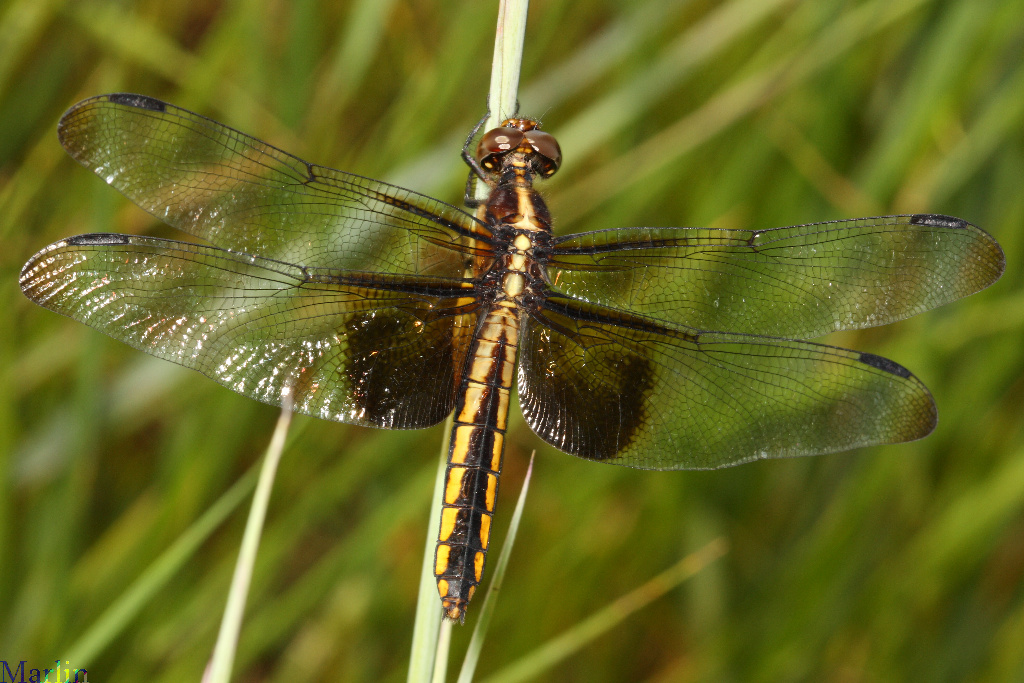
524,130,562,177
477,128,525,171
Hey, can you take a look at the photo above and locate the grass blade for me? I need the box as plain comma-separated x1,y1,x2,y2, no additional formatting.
64,467,259,664
457,453,536,683
480,538,728,683
407,416,452,683
204,391,294,683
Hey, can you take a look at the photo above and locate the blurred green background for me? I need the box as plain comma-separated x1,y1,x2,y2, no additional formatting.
3,0,1022,680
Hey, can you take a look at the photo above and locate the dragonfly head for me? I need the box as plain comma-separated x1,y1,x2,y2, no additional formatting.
477,118,561,179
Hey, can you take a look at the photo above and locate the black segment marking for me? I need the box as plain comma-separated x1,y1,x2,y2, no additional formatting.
462,428,499,469
468,471,491,508
443,507,472,545
467,512,485,550
106,93,166,111
858,352,912,378
442,546,472,580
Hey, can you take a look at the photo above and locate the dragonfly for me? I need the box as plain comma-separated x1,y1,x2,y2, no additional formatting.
20,94,1004,622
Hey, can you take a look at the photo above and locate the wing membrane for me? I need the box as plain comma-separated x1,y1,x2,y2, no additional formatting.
57,94,491,276
20,234,479,429
547,215,1004,338
518,295,936,469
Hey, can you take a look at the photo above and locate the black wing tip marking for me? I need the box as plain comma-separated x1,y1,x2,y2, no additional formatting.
909,213,969,229
858,352,912,378
65,233,133,246
104,93,167,112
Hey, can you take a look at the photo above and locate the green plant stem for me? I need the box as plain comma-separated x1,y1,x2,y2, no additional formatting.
205,396,294,683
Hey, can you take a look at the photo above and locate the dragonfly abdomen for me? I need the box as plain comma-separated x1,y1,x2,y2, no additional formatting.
435,304,520,621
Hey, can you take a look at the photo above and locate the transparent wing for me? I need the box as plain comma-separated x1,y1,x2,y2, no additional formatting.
518,295,936,469
57,93,492,276
21,234,480,429
546,215,1004,338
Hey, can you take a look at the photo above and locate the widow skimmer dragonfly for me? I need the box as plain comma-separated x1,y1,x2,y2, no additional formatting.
20,94,1004,622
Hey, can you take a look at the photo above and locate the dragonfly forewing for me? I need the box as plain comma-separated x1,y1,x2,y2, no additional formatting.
546,214,1004,338
20,233,480,428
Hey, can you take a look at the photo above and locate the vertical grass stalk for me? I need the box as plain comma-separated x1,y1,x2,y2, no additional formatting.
204,390,294,683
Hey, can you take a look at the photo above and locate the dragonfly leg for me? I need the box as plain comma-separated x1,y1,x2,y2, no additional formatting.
462,110,493,208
